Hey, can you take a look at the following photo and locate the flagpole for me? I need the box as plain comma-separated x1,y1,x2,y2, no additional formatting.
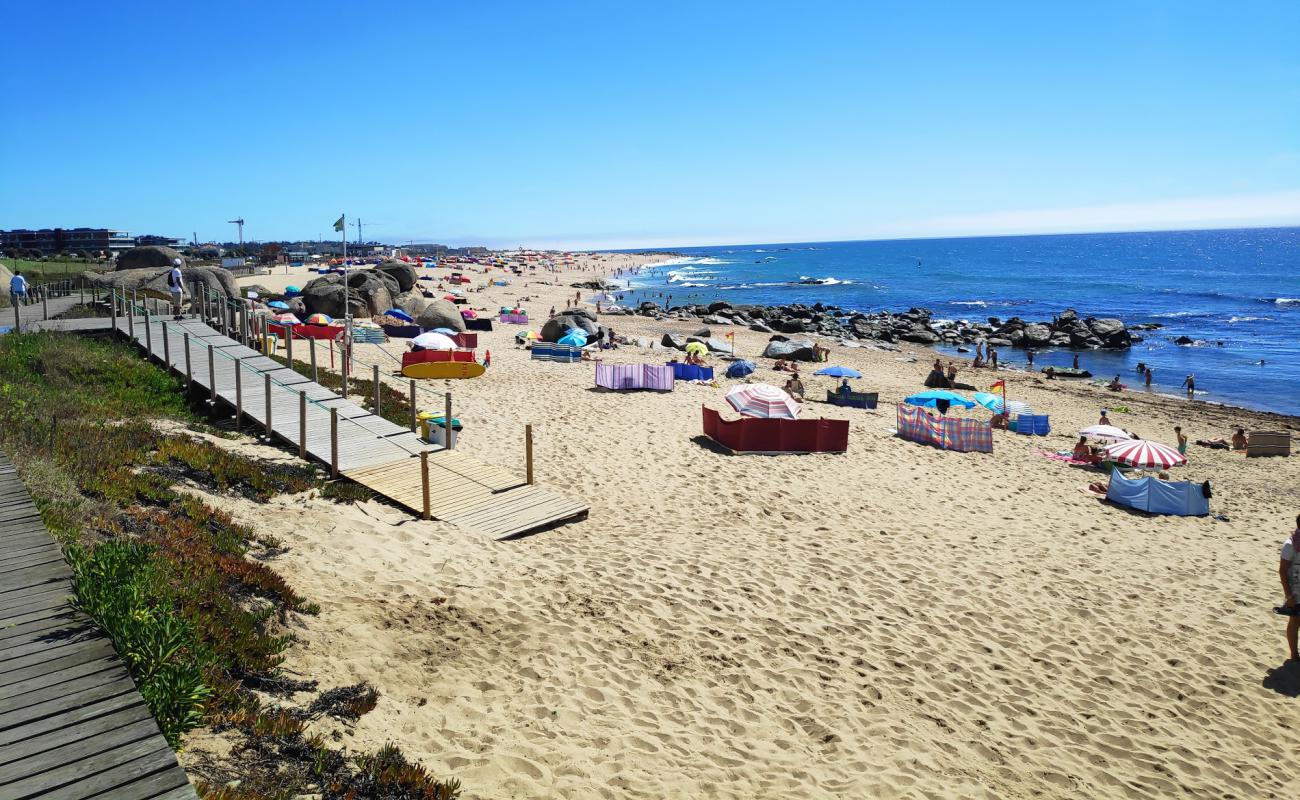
341,214,350,392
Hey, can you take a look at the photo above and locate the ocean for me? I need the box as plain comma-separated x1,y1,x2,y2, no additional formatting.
612,227,1300,416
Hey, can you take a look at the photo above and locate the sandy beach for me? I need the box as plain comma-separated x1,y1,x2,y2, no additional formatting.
189,254,1300,798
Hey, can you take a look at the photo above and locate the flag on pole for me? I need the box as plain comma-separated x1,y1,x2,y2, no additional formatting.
333,215,345,232
989,380,1005,391
725,332,735,340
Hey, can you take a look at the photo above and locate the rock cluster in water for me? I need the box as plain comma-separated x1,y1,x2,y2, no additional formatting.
616,301,1140,358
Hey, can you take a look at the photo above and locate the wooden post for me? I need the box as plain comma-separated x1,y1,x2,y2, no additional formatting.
298,391,307,458
161,321,170,369
409,379,417,432
330,408,339,478
42,290,48,320
420,451,431,520
526,424,534,485
264,373,273,439
80,282,84,305
310,337,318,383
373,364,380,415
207,344,217,412
12,298,19,332
445,392,453,450
184,332,192,385
234,358,242,430
144,303,152,357
109,287,117,333
286,326,293,364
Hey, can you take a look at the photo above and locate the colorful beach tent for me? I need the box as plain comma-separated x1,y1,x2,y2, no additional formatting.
411,332,458,350
725,383,801,419
904,390,976,410
814,366,862,378
725,360,756,378
1104,439,1187,469
1105,469,1209,516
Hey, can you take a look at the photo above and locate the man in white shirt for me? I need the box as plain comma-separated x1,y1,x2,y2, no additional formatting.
168,258,185,320
9,270,29,307
1280,513,1300,662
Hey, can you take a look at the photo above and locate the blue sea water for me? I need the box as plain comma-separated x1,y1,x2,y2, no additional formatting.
612,227,1300,416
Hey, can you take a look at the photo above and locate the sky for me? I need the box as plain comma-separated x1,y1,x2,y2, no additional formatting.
2,1,1298,250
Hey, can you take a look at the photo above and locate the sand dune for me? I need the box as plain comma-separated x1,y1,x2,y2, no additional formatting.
184,254,1300,798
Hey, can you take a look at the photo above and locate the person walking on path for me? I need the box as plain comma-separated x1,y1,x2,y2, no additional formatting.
1277,514,1300,662
9,270,29,308
168,259,185,320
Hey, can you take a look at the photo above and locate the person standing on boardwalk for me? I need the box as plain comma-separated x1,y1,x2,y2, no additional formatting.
1277,514,1300,662
168,259,185,320
9,270,29,307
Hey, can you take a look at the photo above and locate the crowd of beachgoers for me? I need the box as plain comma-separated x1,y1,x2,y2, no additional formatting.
166,251,1300,799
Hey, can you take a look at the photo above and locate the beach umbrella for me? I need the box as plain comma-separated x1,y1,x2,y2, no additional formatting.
384,308,414,322
684,342,708,356
725,383,801,419
974,392,1032,415
558,330,588,347
267,300,291,311
284,285,301,296
431,327,458,335
904,390,976,409
305,313,334,325
1104,439,1187,468
1079,424,1133,442
725,359,756,379
814,365,862,378
411,332,458,350
272,312,300,324
461,309,478,319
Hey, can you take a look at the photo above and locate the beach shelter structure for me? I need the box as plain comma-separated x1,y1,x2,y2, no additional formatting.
558,330,588,347
411,332,458,350
725,383,801,419
904,390,976,410
815,366,862,378
1104,439,1187,468
974,392,1031,416
725,360,756,378
1079,424,1132,442
384,308,415,322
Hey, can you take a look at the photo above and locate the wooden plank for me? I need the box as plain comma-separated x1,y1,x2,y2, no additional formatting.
0,734,176,798
0,671,137,726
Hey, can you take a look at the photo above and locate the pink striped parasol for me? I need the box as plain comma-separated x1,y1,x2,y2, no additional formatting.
725,383,801,419
1104,439,1187,468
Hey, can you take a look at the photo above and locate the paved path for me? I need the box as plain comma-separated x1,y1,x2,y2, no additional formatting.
0,452,197,800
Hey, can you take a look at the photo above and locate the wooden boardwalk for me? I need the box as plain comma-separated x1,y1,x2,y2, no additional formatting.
0,452,197,800
99,313,588,538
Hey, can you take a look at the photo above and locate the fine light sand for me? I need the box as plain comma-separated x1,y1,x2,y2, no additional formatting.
186,255,1300,798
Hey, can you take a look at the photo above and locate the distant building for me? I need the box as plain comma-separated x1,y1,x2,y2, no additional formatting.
1,227,133,255
135,234,188,249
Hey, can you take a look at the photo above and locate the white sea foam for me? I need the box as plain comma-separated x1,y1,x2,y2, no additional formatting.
1274,297,1300,305
796,276,853,286
1227,315,1271,323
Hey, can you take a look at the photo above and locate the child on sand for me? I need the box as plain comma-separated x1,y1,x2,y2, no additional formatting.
1276,514,1300,662
1175,426,1187,454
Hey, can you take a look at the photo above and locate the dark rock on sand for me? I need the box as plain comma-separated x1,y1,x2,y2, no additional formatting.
414,300,466,332
762,338,818,361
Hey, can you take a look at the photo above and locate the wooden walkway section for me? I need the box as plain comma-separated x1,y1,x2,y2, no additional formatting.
90,312,588,538
0,453,197,800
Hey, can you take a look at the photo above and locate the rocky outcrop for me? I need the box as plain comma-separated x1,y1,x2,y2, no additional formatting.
115,246,185,270
84,266,239,301
414,300,466,332
761,338,818,361
377,262,419,293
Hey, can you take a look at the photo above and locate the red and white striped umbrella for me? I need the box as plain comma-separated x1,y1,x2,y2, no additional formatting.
1103,439,1187,468
725,383,801,419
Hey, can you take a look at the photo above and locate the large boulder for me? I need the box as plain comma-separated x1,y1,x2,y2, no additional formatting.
762,338,818,361
414,300,466,332
115,246,184,271
391,289,429,317
898,330,940,344
345,270,399,316
85,266,239,302
749,322,774,333
541,310,599,342
376,262,419,293
300,275,365,318
702,315,732,326
1022,323,1052,347
661,333,687,350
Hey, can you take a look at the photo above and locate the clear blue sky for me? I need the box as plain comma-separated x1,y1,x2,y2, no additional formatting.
3,1,1298,249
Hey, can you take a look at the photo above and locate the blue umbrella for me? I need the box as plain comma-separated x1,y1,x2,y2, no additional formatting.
973,392,1032,415
904,390,976,409
267,300,290,310
384,308,414,322
284,285,302,296
558,330,588,347
725,359,756,378
431,327,458,335
814,365,862,378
